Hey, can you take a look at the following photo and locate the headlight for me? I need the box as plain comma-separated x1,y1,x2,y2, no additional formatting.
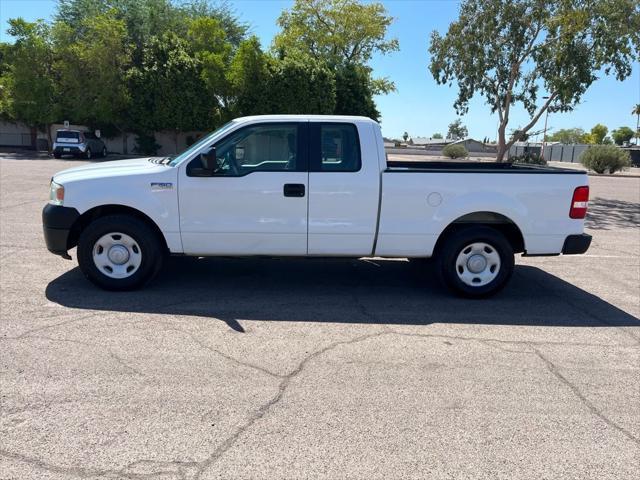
49,180,64,205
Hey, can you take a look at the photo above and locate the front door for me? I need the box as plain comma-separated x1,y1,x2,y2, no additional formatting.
179,122,309,255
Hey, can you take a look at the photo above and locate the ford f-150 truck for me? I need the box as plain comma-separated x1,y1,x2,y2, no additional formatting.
43,115,591,297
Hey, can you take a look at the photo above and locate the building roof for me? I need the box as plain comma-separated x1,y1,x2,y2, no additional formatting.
412,137,449,145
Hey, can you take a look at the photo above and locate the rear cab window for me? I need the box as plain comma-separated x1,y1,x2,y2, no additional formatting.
311,123,361,172
56,131,80,143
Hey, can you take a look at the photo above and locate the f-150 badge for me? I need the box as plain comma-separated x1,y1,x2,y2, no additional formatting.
151,182,173,191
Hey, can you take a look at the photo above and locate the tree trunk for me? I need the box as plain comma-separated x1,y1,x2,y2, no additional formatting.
29,127,37,151
496,123,508,162
46,124,53,153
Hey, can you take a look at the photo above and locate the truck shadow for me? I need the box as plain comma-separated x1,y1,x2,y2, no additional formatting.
45,257,639,332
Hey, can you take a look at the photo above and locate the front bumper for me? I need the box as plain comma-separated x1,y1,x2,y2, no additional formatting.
562,233,592,255
43,204,80,257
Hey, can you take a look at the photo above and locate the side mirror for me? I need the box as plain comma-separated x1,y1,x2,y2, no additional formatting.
201,147,216,171
189,147,216,177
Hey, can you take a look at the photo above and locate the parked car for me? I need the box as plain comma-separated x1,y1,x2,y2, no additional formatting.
52,129,107,159
42,115,591,297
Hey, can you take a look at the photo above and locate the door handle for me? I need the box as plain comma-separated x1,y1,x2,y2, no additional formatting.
283,183,305,197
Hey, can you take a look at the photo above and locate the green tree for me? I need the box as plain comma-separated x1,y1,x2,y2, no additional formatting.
611,126,635,145
54,13,132,133
274,0,398,66
187,16,234,123
56,0,247,50
227,36,270,116
432,133,443,139
590,124,608,144
429,0,640,161
447,119,468,140
334,63,380,119
265,55,336,114
129,32,211,152
3,19,57,149
402,132,409,142
273,0,398,113
548,128,589,144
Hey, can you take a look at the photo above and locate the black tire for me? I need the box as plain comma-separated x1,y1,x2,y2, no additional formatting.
435,226,514,298
53,152,61,159
77,215,164,291
85,148,92,160
101,147,107,158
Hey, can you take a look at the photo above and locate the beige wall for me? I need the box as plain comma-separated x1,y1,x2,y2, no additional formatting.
0,120,32,147
43,123,206,156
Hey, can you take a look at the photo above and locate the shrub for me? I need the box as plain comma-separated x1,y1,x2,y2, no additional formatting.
510,153,547,165
442,143,468,159
134,133,160,156
579,145,631,174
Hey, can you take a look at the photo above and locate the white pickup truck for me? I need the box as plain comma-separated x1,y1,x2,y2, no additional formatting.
43,115,591,297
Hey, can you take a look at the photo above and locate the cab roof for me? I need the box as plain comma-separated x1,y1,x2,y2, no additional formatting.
233,114,379,125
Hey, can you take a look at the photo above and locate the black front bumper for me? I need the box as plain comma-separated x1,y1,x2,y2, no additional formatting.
562,233,592,255
43,204,80,257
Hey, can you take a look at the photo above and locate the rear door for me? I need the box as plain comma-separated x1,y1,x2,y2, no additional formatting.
178,121,309,255
307,121,381,255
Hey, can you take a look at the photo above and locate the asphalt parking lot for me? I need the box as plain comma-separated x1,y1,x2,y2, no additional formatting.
1,156,639,479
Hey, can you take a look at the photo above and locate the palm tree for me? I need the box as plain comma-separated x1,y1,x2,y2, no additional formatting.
633,104,640,145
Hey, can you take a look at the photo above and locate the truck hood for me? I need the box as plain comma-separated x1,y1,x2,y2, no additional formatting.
53,158,171,184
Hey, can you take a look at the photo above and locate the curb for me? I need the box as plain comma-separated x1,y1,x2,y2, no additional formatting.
587,173,640,179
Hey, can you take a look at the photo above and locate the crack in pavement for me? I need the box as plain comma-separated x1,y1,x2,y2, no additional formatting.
2,328,639,478
156,325,283,379
1,312,102,340
530,345,639,445
0,448,198,479
193,330,388,479
3,283,638,479
2,334,145,377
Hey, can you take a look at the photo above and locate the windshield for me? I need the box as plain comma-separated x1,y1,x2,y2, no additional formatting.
168,121,237,166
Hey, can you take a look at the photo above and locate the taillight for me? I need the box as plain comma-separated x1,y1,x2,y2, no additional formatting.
569,186,589,219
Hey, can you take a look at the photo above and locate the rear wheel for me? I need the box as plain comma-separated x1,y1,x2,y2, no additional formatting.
101,146,107,158
435,226,514,298
77,215,163,290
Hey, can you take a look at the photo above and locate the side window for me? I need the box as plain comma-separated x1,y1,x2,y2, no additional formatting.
319,124,361,172
188,123,299,176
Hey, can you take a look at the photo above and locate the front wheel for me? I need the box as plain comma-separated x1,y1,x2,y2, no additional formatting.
435,226,514,298
77,215,164,290
101,146,107,158
85,148,92,160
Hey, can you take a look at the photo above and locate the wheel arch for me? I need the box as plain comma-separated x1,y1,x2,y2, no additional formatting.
433,211,525,255
67,204,169,253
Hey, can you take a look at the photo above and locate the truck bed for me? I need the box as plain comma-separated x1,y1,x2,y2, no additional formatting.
386,160,585,174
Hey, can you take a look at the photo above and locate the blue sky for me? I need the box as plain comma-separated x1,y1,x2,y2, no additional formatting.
2,0,639,140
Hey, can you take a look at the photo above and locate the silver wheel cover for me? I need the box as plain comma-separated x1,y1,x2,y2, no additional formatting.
92,232,142,279
455,242,501,287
